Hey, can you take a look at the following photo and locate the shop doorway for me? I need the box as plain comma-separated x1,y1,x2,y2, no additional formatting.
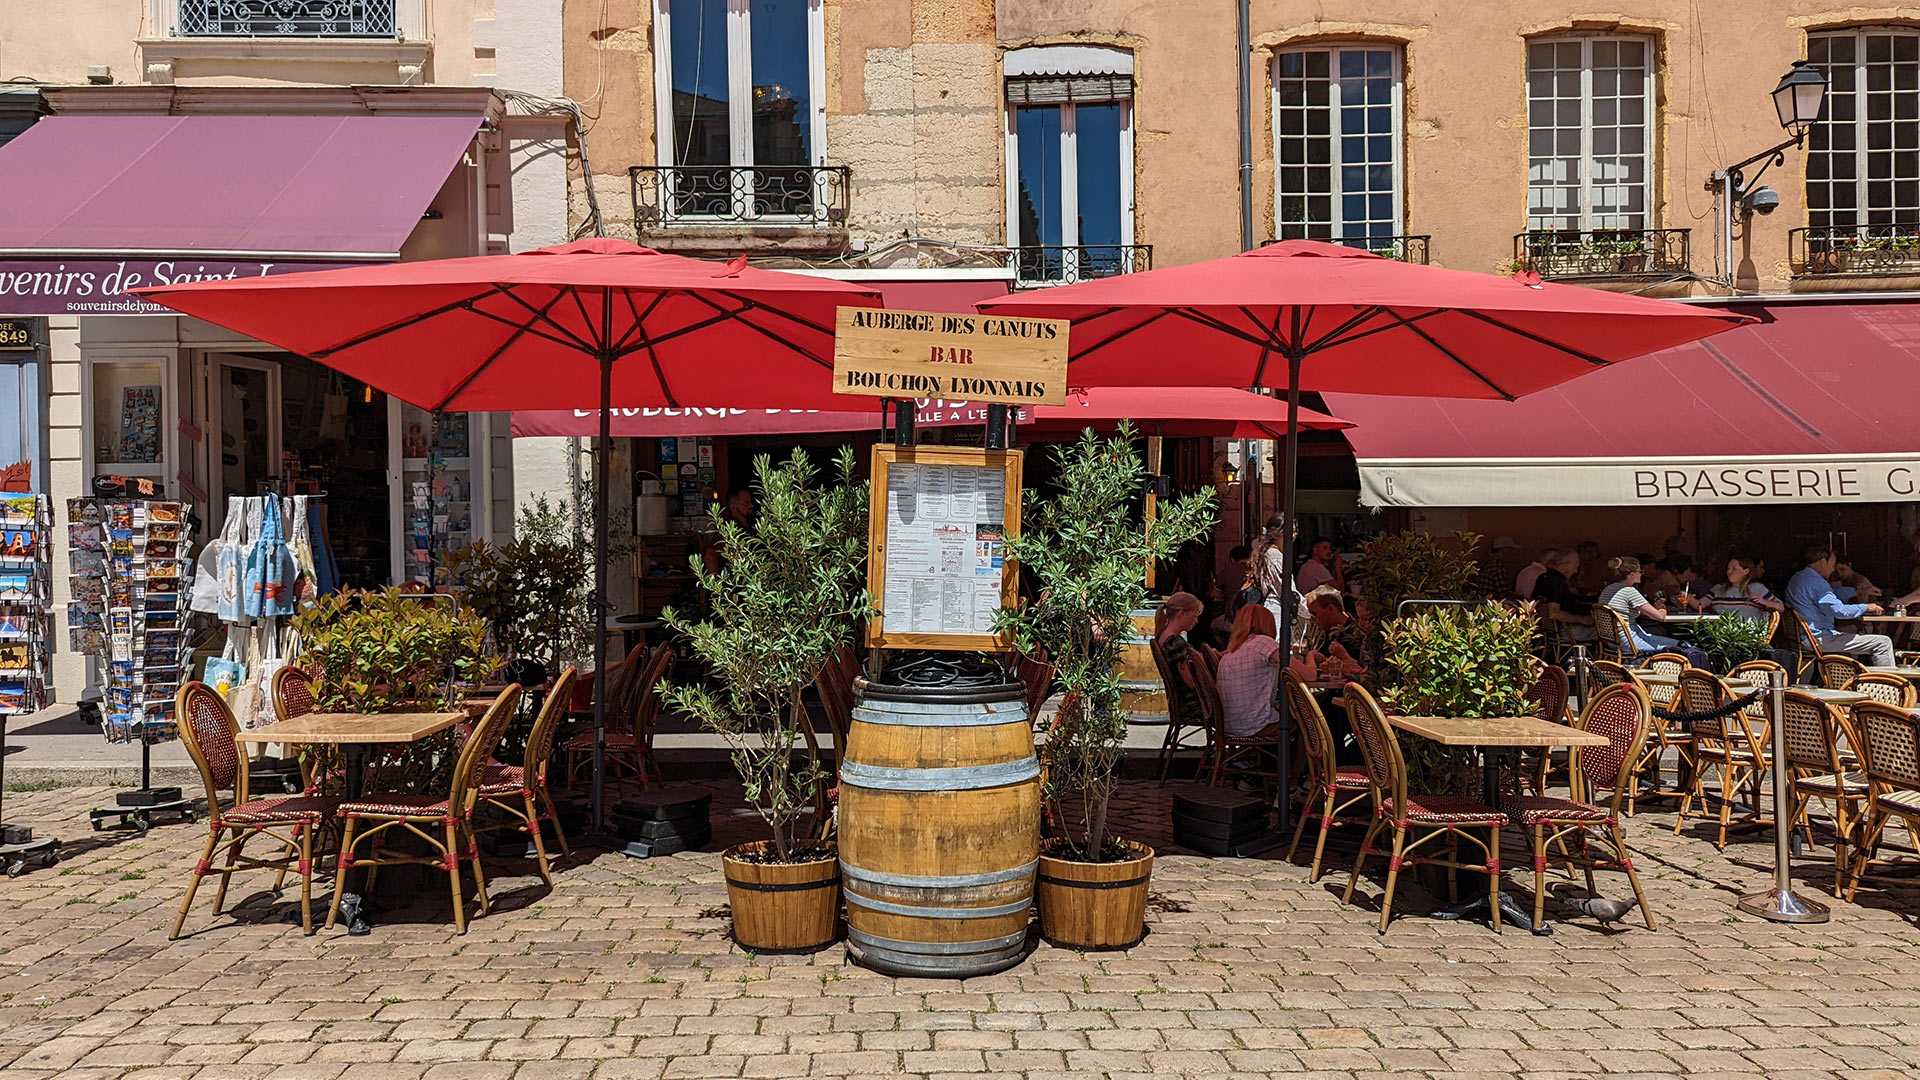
201,352,393,590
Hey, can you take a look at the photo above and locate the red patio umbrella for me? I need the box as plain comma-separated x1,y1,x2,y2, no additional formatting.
509,386,1352,439
136,238,883,850
977,240,1751,853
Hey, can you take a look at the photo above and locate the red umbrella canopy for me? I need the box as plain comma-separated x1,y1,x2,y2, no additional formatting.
1024,386,1350,437
977,240,1753,400
509,386,1351,439
132,238,882,412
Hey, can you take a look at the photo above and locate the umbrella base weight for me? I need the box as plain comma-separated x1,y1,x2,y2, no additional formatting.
0,823,32,845
91,796,193,833
1738,887,1830,924
116,787,183,808
0,836,60,877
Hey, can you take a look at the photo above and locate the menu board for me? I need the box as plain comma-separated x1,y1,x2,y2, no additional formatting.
866,446,1021,650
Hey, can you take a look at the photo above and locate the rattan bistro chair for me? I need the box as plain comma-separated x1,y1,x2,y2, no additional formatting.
1152,638,1210,785
477,668,577,884
1592,607,1630,664
170,683,340,939
1282,672,1371,882
1781,608,1826,684
564,642,671,791
1341,683,1509,934
1502,680,1659,931
1779,690,1868,896
1844,701,1920,902
1674,667,1771,849
1853,672,1918,709
1819,653,1866,691
328,686,521,935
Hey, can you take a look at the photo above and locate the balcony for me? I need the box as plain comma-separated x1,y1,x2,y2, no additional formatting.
169,1,408,37
1012,245,1152,287
629,165,851,255
1513,228,1690,280
1790,225,1920,277
1269,234,1429,264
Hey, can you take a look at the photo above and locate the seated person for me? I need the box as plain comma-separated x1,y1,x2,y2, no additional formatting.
1209,545,1251,638
1295,538,1343,594
1710,554,1782,622
1536,549,1597,642
1788,546,1920,667
1297,586,1365,677
1641,554,1686,599
1830,559,1882,605
1153,591,1205,719
1598,556,1709,667
1216,605,1315,739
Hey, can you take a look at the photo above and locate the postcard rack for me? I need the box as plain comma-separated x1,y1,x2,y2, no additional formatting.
67,496,198,832
0,495,59,875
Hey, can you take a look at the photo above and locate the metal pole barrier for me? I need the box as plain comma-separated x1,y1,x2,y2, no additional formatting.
1737,669,1829,923
1571,645,1589,713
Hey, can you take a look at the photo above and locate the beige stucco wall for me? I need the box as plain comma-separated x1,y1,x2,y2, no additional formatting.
567,0,1920,293
0,1,492,87
1001,1,1920,293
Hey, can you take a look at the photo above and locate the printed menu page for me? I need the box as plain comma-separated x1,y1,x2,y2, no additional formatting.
881,462,1007,636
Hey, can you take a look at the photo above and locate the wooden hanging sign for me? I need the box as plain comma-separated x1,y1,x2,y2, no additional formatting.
833,307,1069,406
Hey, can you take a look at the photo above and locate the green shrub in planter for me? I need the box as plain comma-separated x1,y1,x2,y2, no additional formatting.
1693,615,1772,673
1353,529,1481,689
1381,601,1538,796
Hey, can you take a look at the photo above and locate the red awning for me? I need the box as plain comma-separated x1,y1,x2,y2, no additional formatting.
1323,299,1920,507
0,115,481,258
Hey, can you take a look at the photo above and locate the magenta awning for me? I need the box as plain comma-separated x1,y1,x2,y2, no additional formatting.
1323,299,1920,507
0,115,480,315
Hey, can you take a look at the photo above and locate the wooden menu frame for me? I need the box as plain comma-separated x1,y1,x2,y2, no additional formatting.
865,444,1023,651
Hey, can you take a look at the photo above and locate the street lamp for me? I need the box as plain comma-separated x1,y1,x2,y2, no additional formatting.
1709,60,1828,283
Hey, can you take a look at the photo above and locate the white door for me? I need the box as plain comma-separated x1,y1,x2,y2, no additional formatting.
202,354,282,537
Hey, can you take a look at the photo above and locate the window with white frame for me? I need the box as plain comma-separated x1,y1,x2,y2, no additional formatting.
1806,28,1920,231
1273,45,1404,248
1004,46,1137,284
651,0,826,219
1525,36,1653,231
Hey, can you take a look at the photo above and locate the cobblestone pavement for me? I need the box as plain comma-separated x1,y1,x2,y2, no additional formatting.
2,778,1918,1080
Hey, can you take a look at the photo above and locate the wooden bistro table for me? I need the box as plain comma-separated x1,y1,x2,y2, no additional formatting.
237,711,465,936
1388,714,1608,934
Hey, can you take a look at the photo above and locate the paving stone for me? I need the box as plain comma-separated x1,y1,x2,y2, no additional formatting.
0,780,1916,1080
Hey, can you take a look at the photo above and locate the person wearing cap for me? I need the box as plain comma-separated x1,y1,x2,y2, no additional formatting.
1475,536,1521,599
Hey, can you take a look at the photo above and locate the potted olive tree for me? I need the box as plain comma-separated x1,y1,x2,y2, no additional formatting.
997,427,1214,948
662,447,869,952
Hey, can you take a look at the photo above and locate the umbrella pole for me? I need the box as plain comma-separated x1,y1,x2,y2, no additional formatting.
1273,355,1302,836
590,348,613,839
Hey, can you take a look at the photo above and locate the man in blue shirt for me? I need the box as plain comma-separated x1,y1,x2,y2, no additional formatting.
1786,546,1908,668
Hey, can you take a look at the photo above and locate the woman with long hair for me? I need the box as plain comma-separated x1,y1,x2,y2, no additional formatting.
1216,605,1316,738
1153,592,1204,719
1599,556,1708,666
1247,514,1308,644
1711,554,1782,622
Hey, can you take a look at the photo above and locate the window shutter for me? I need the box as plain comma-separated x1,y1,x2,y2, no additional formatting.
1005,75,1133,105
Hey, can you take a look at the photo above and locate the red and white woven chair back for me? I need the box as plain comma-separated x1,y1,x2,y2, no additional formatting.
176,682,243,809
1342,682,1403,807
1526,665,1569,725
273,665,316,721
1573,681,1648,802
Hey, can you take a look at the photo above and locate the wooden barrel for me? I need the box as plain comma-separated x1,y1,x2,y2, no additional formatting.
1116,607,1168,723
839,680,1039,978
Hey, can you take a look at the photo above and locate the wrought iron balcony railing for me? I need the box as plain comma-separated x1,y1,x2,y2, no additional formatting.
1514,228,1690,279
630,165,851,229
173,1,400,37
1012,244,1152,286
1790,225,1920,276
1272,234,1429,263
